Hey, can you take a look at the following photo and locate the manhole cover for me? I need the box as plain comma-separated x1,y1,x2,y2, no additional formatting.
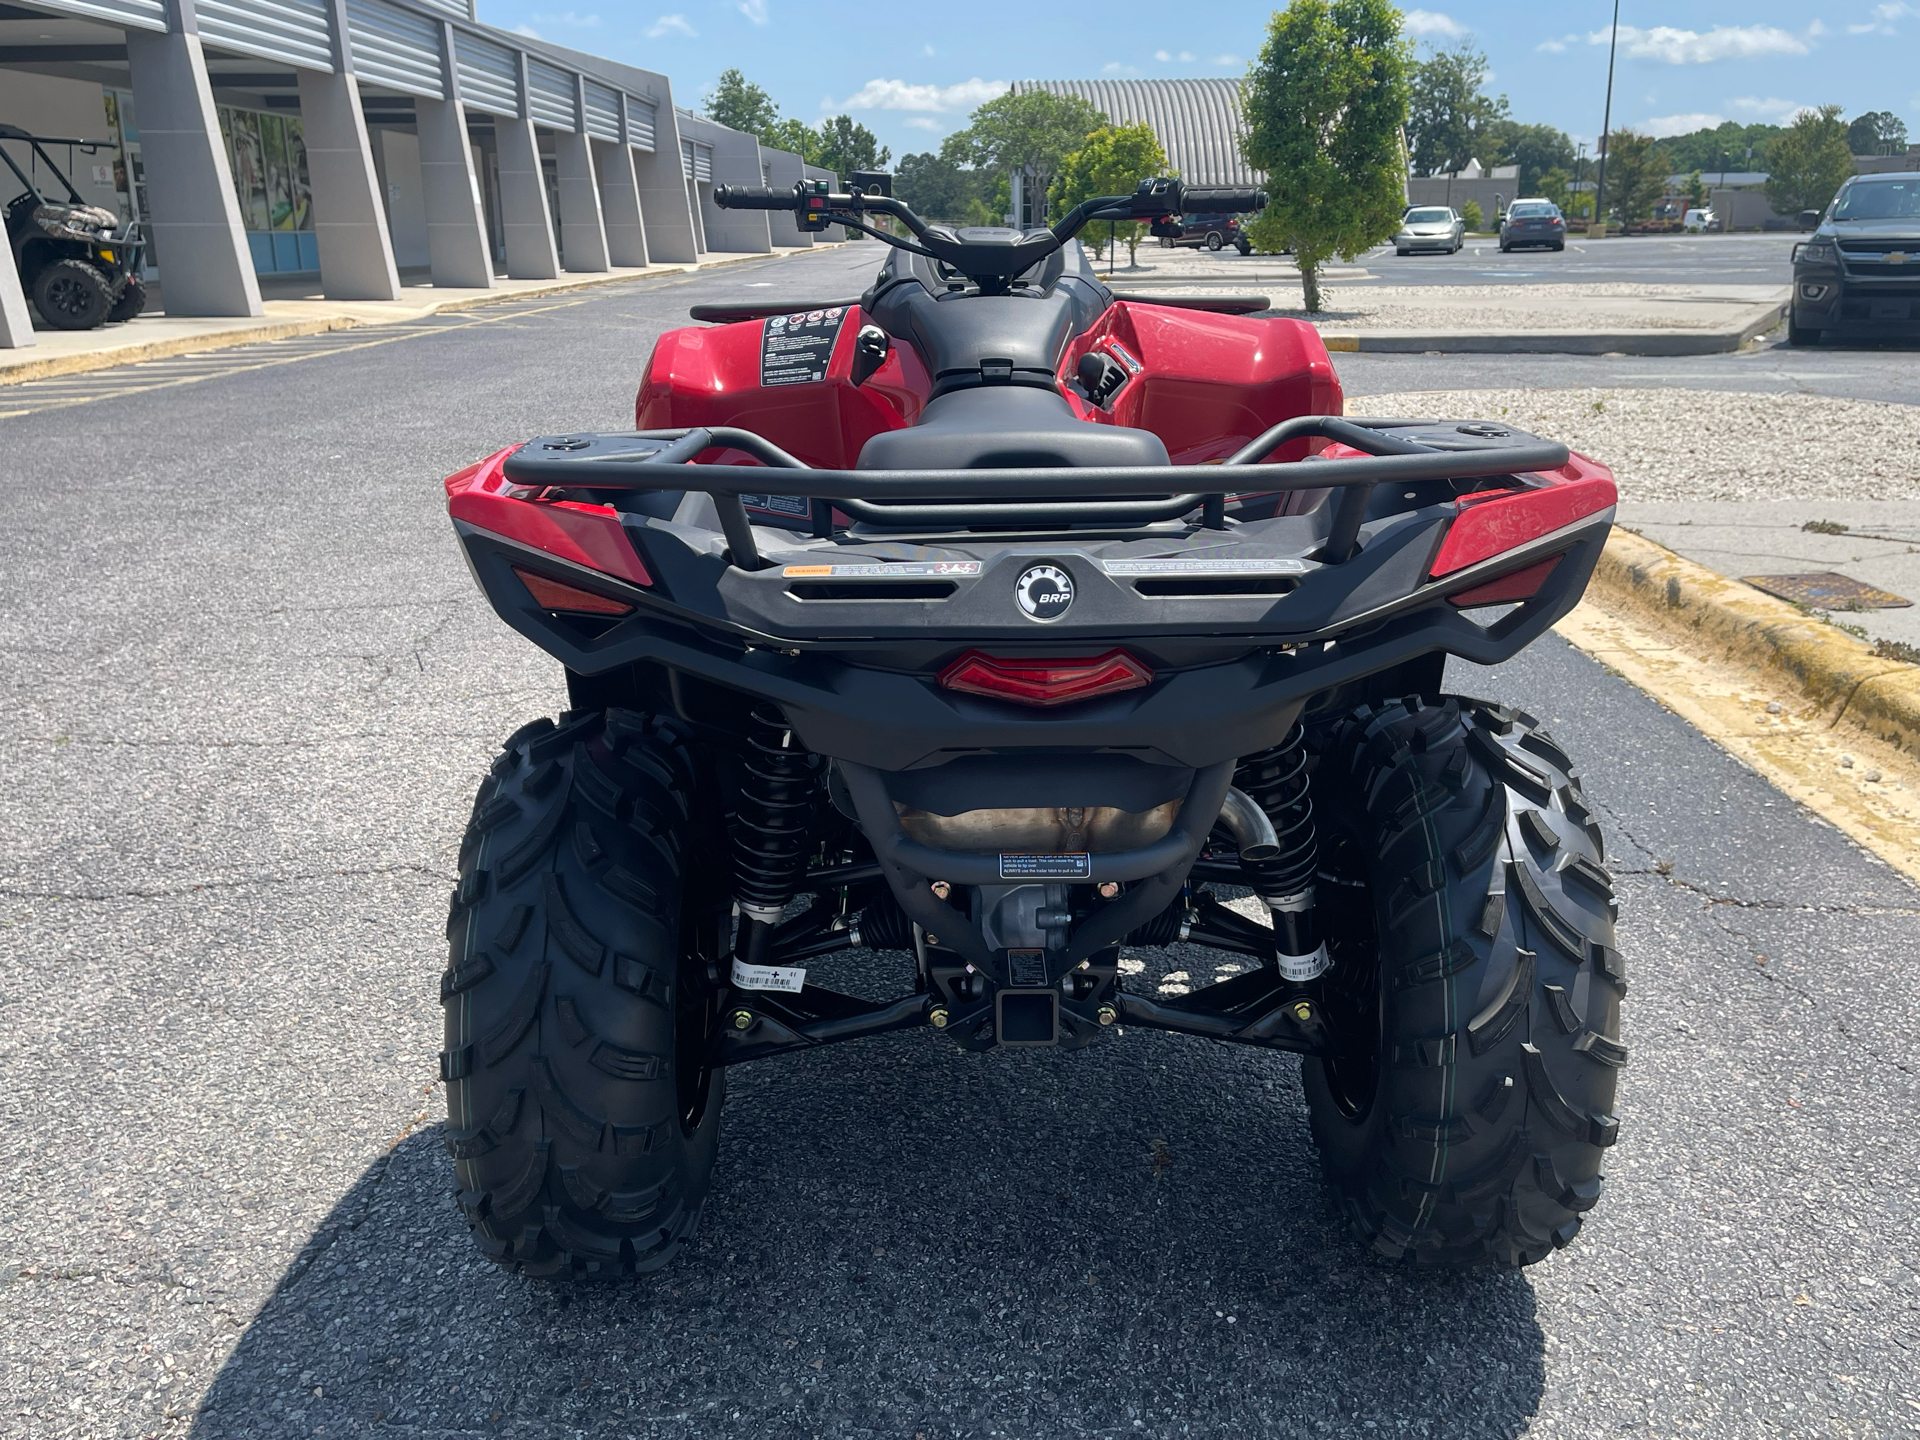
1743,572,1913,610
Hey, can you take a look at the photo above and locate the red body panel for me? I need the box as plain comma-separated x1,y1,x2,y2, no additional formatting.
445,448,652,586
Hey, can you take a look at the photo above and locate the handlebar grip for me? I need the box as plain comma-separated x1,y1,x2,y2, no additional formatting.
1184,188,1267,214
713,185,796,210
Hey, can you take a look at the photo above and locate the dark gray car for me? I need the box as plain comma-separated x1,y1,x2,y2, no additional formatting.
1498,199,1567,252
1790,174,1920,345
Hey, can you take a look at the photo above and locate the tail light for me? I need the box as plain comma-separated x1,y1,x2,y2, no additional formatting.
939,649,1152,707
512,566,636,615
1429,477,1616,578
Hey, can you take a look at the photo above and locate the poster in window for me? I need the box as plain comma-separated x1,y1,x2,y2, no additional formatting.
229,110,270,231
283,118,312,231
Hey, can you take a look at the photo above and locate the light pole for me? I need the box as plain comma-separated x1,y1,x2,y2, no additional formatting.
1591,0,1620,236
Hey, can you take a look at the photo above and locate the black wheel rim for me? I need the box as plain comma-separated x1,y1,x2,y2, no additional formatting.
46,276,95,318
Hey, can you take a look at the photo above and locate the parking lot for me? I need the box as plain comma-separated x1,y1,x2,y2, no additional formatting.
1356,232,1797,288
2,242,1918,1439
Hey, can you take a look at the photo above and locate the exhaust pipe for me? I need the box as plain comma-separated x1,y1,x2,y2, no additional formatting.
1217,786,1280,862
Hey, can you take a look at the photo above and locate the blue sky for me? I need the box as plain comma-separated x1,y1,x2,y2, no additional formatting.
477,0,1920,161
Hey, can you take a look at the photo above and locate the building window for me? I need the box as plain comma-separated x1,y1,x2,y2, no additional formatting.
217,104,319,274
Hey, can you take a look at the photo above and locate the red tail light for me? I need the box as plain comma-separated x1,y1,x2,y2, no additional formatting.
1447,556,1562,607
513,566,636,615
938,649,1152,707
1429,477,1616,578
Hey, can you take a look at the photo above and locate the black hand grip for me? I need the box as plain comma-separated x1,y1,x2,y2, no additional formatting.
1185,188,1266,214
713,184,797,210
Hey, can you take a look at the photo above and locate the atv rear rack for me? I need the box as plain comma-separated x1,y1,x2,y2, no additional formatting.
500,416,1571,569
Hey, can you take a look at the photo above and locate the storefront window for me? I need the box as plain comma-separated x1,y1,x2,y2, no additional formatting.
217,103,319,275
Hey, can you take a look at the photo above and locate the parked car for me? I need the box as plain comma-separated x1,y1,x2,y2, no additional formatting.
1156,212,1253,254
1498,199,1567,252
1789,173,1920,345
1683,208,1717,233
1391,206,1464,255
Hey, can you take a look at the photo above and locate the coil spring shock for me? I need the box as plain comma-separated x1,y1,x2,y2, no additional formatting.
1234,721,1327,980
732,705,824,961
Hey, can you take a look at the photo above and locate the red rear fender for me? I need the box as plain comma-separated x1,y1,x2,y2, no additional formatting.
445,447,652,586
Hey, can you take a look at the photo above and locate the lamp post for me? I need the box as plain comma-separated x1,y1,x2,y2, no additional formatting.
1591,0,1620,237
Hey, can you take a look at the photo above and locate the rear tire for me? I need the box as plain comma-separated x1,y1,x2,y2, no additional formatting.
1206,231,1225,251
1304,697,1625,1267
31,258,111,329
106,273,146,323
441,708,728,1279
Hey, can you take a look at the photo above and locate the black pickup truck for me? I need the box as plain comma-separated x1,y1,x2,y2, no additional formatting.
1790,172,1920,345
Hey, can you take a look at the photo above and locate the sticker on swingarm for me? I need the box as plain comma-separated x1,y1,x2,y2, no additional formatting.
999,853,1092,880
761,306,847,387
731,958,807,994
1102,557,1308,576
781,561,982,577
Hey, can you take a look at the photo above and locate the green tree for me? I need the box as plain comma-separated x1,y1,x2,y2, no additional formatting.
944,89,1108,224
813,115,889,179
1766,106,1853,217
762,117,823,164
1481,119,1574,194
704,69,780,138
1659,120,1781,175
1055,122,1169,266
894,150,982,222
1537,167,1572,210
1242,0,1411,313
1405,43,1507,177
1598,129,1668,226
1845,109,1908,157
1684,170,1708,212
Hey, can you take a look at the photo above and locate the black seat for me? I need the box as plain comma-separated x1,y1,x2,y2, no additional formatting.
856,387,1170,471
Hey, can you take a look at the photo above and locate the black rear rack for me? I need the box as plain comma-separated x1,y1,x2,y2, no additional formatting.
499,416,1569,571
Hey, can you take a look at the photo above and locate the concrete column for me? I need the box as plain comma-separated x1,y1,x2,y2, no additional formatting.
496,115,559,279
593,138,648,267
0,235,34,347
296,68,402,300
124,22,262,316
761,146,810,248
631,104,697,263
685,177,707,253
553,113,609,272
414,20,493,290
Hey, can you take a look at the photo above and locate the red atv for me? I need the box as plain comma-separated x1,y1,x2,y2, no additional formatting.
438,178,1625,1279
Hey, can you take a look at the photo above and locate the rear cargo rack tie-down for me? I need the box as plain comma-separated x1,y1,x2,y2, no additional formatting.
500,419,1571,571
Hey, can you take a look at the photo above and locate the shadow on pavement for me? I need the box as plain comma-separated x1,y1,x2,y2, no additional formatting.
192,1031,1545,1437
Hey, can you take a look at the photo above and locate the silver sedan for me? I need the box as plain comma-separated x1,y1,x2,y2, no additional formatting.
1393,206,1465,255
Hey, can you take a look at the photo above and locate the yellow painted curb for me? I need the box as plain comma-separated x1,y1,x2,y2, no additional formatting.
1587,527,1920,755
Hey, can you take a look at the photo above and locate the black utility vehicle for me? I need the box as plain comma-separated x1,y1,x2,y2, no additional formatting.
1790,174,1920,345
1,124,145,330
1155,211,1254,254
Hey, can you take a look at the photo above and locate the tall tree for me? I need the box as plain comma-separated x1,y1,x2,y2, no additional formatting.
1658,120,1782,174
762,117,823,164
1242,0,1411,313
944,90,1108,224
894,150,981,222
1767,106,1854,217
1404,43,1507,177
1481,120,1575,194
1055,122,1170,266
703,69,779,138
1846,110,1909,157
813,115,889,179
1598,129,1667,225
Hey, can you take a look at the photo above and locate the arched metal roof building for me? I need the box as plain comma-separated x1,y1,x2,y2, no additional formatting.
1011,78,1257,187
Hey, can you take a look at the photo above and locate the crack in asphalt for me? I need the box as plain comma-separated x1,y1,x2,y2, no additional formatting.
1613,868,1920,916
0,863,450,903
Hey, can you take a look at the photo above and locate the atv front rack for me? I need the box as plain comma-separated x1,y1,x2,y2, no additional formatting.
500,416,1571,568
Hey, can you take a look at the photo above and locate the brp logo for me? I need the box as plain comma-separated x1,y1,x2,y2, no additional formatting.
1015,564,1075,623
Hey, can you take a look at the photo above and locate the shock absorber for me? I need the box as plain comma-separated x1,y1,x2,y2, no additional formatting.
732,705,824,965
1234,721,1328,982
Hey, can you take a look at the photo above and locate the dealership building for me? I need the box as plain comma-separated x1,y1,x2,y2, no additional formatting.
0,0,831,347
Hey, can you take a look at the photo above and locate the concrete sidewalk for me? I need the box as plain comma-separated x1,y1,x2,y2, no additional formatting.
0,249,819,385
1099,246,1787,355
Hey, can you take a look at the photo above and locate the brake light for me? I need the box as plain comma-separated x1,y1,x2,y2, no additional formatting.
1429,477,1616,577
938,649,1152,707
1447,556,1562,607
513,566,635,615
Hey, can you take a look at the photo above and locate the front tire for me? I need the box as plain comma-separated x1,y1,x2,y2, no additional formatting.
1788,317,1822,346
32,258,111,329
442,708,728,1279
1305,697,1625,1267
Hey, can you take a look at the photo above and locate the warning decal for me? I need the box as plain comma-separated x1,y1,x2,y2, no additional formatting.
760,307,848,387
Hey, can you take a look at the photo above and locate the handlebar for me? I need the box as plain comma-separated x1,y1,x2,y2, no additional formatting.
1183,189,1266,215
709,185,796,209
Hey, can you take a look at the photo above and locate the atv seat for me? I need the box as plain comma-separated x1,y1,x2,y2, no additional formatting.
856,387,1170,471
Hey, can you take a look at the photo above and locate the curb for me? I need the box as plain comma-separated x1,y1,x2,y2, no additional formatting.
1317,300,1784,356
1585,527,1920,755
0,247,823,388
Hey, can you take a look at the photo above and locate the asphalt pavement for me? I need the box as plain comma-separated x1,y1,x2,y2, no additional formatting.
2,239,1918,1439
1354,232,1797,288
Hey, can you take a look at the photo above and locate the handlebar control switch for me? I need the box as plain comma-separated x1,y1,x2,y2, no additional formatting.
799,180,835,232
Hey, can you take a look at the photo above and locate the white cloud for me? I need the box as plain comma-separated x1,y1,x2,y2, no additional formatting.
646,12,694,36
1585,24,1813,64
1153,49,1197,62
904,116,941,131
1403,9,1467,40
1535,33,1573,53
510,21,540,37
1848,2,1915,33
833,77,1009,113
1643,111,1725,137
1212,53,1242,66
530,9,598,25
923,43,935,56
737,0,768,23
1102,61,1141,76
1729,95,1820,123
